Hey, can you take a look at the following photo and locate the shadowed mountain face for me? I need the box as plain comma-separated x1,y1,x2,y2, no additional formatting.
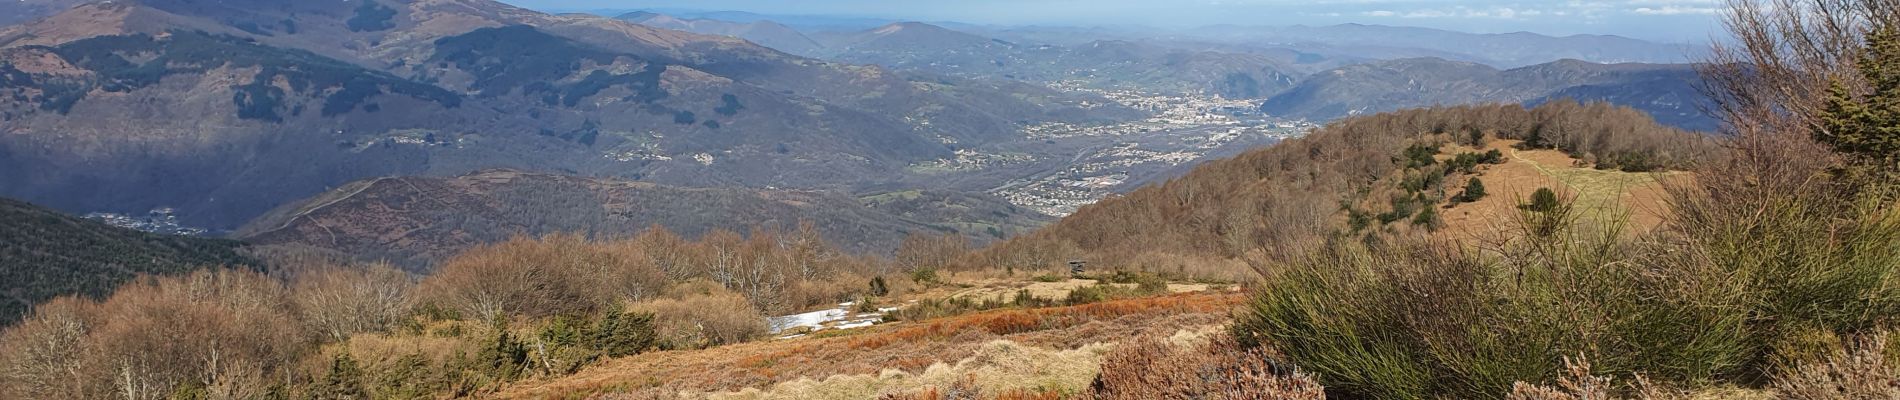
0,0,1137,229
1260,58,1716,131
0,196,256,325
238,169,1050,269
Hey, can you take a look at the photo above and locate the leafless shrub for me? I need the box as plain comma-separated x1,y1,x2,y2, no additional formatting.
0,269,310,400
1507,356,1615,400
633,283,768,350
293,263,415,342
417,235,599,322
1505,359,1700,400
1773,334,1900,399
897,232,971,273
1702,0,1900,136
0,297,99,399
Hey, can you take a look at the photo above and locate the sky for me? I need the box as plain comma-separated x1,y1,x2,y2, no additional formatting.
506,0,1729,43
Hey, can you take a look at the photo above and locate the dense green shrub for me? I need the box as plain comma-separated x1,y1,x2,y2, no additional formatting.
373,353,451,399
1410,206,1439,229
869,276,891,296
883,296,986,322
1815,24,1900,180
1401,143,1440,169
1445,150,1505,174
1237,184,1900,399
1457,177,1488,203
234,82,286,121
311,352,369,400
715,93,746,116
1400,168,1445,193
474,330,529,383
1066,284,1116,305
592,306,656,358
431,26,666,105
31,32,458,119
346,1,398,32
911,268,941,285
1522,188,1560,213
1377,193,1427,224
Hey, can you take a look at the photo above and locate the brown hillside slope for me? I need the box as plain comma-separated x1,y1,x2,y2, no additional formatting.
496,292,1243,398
1431,139,1691,242
239,169,1049,269
977,100,1714,270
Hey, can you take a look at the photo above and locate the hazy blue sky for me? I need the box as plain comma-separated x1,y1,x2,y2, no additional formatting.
507,0,1728,43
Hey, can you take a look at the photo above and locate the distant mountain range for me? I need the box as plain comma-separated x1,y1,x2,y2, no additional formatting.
1184,23,1697,68
0,0,1135,229
613,10,1695,69
238,169,1048,268
1260,58,1716,131
616,13,1715,130
621,16,1305,99
0,0,1720,261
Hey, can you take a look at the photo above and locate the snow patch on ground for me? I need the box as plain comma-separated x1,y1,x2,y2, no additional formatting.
766,301,892,339
768,308,848,333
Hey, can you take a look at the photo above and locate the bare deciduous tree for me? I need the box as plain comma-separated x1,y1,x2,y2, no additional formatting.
419,235,593,322
895,232,969,273
0,297,97,399
292,263,414,342
1702,0,1900,135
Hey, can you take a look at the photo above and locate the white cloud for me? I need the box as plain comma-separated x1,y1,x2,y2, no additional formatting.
1633,6,1721,15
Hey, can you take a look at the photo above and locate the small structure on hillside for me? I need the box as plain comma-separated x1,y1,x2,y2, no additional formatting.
1068,259,1087,277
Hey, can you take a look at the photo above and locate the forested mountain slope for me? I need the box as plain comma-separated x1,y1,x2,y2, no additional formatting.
982,100,1712,267
0,197,255,325
0,0,1136,229
239,169,1049,268
1260,58,1714,130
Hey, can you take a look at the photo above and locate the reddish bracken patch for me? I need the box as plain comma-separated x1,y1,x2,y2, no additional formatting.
850,292,1243,350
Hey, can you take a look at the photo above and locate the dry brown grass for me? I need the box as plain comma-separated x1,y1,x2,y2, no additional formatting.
848,292,1243,350
941,277,1224,305
708,340,1111,400
1435,140,1687,243
326,332,468,371
495,292,1242,399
